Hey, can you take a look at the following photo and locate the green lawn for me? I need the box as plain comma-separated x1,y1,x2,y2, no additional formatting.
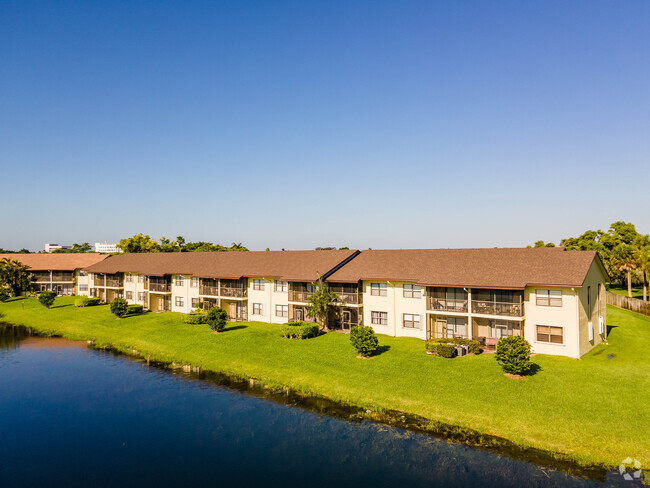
608,283,647,300
1,297,648,469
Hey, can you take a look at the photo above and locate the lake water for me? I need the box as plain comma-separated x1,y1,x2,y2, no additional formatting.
0,327,634,487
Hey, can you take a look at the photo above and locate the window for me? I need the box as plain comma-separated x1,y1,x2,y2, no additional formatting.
253,279,265,291
175,296,184,307
536,325,564,344
138,292,146,301
371,311,388,325
137,275,143,283
191,278,199,288
79,284,88,292
403,284,421,299
536,289,562,307
371,283,387,296
275,281,288,292
126,291,133,300
192,298,200,307
175,276,184,286
253,303,263,315
403,313,421,329
275,304,288,318
125,273,133,283
79,271,88,277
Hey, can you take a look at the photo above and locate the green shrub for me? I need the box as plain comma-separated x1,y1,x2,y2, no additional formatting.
427,343,456,358
110,298,128,318
206,307,228,332
183,313,207,324
75,297,100,307
350,325,379,357
426,338,480,355
281,321,320,339
0,288,10,302
495,335,532,375
126,304,144,315
38,291,56,309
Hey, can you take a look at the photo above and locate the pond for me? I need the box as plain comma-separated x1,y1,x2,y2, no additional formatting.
0,327,635,487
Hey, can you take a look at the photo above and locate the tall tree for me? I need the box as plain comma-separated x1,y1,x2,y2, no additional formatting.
118,234,161,253
610,244,637,297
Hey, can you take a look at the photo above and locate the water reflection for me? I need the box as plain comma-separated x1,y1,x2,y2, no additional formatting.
0,327,638,487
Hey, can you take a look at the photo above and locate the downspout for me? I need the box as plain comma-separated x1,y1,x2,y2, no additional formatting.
389,281,397,337
464,288,472,340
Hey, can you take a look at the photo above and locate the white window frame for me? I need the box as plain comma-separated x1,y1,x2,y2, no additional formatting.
371,311,388,325
275,280,288,292
371,283,387,297
253,303,264,315
126,291,133,300
403,284,421,299
138,292,146,301
535,324,564,345
125,273,133,283
191,278,199,288
175,296,184,307
79,284,88,292
175,276,184,287
403,313,421,329
536,289,562,307
253,279,265,291
275,304,289,318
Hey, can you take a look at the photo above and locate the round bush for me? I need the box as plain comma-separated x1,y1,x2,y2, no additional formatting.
38,291,56,309
206,307,228,332
495,335,532,375
350,325,379,357
110,298,128,318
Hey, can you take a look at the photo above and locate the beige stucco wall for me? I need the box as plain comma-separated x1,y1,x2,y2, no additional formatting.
247,278,290,324
577,259,609,357
361,280,427,339
171,275,199,314
75,270,91,296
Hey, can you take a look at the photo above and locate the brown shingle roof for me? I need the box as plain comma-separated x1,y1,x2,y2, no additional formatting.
84,250,359,282
0,253,109,271
325,248,601,289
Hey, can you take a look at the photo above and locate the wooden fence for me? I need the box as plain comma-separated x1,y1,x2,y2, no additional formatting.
606,291,650,316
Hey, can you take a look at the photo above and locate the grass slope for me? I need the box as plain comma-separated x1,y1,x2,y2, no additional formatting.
1,297,648,468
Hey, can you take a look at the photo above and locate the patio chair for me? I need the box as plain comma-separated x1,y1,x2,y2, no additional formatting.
486,337,498,347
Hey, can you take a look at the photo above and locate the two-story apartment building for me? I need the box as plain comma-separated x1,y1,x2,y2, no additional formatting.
83,247,608,359
0,253,109,296
324,248,609,359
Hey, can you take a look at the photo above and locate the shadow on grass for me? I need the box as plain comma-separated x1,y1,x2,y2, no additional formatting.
374,345,391,356
525,363,542,377
225,325,248,332
606,325,618,336
51,304,73,309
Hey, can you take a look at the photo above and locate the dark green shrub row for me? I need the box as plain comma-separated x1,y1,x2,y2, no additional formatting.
281,321,320,339
427,343,456,358
350,325,379,357
183,313,207,324
426,337,480,355
75,297,100,307
126,304,144,315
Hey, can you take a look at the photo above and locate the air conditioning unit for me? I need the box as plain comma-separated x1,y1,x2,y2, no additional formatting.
599,316,604,335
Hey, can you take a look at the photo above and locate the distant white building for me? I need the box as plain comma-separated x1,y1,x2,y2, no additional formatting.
94,242,121,254
44,243,72,253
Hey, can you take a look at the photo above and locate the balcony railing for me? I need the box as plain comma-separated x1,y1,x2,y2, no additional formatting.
472,301,523,317
288,290,313,302
51,272,74,282
200,285,219,296
31,273,51,282
220,287,247,298
336,292,361,305
149,283,171,293
427,297,468,313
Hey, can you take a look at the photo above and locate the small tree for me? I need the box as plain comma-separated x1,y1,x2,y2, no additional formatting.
0,258,32,297
206,306,228,332
306,278,339,331
110,298,128,318
0,288,10,302
495,336,532,375
38,291,56,309
350,325,379,357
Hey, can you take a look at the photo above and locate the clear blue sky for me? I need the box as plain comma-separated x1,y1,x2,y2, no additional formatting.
1,0,648,252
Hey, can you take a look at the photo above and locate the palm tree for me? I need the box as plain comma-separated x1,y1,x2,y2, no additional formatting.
634,237,650,301
610,244,637,297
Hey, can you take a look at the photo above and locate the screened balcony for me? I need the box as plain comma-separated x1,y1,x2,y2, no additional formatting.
329,283,362,305
149,277,171,293
427,287,468,313
471,289,524,317
288,282,315,302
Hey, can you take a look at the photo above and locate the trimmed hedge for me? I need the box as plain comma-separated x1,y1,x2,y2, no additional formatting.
75,297,101,307
426,337,480,355
427,343,456,358
281,321,320,340
183,313,208,324
126,304,144,315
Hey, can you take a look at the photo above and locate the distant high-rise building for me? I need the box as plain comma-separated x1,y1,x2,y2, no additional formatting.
94,242,121,254
44,243,71,253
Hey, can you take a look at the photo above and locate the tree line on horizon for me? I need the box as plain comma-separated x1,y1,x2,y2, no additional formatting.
530,221,649,300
